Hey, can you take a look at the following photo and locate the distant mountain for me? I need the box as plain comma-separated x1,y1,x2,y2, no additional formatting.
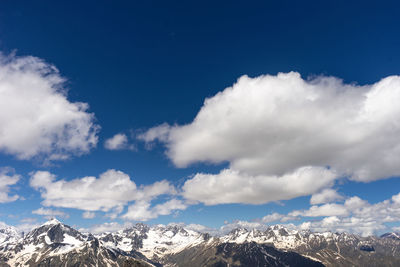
97,223,400,266
0,224,19,246
381,232,400,240
0,219,155,267
1,220,400,266
163,241,324,267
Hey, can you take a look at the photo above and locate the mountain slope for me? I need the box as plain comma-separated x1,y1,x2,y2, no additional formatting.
0,219,154,267
163,242,325,267
1,220,400,266
98,223,400,266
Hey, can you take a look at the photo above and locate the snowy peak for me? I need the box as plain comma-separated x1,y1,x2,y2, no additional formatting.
99,223,210,260
222,225,298,245
42,217,62,226
1,221,400,266
381,232,400,240
219,225,364,251
0,224,20,245
26,219,92,247
0,221,154,267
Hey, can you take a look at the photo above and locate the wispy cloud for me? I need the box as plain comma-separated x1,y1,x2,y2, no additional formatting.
32,207,69,219
0,167,20,203
82,211,96,219
104,133,135,151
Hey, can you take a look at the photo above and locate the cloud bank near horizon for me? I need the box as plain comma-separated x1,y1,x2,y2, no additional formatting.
29,169,184,221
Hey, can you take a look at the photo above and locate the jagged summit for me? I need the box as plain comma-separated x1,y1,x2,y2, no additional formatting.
0,224,20,245
381,232,400,240
1,221,400,266
0,219,154,267
41,217,62,226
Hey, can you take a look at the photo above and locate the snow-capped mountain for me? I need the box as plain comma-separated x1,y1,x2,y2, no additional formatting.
0,219,154,267
0,223,20,246
1,220,400,266
98,223,211,260
98,223,400,266
381,232,400,240
217,226,400,266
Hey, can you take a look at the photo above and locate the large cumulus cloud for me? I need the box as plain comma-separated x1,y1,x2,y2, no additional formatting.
140,72,400,204
0,53,98,161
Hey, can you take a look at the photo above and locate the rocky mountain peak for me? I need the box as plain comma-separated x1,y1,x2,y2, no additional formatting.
42,217,62,226
381,232,400,240
228,227,249,236
0,224,20,245
2,221,400,266
24,219,93,247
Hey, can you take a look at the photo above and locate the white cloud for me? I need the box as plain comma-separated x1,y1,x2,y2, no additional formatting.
140,72,400,184
82,211,96,219
298,216,386,237
29,169,185,221
82,221,134,234
105,205,124,220
260,212,297,223
392,226,400,232
310,188,344,205
181,166,337,205
104,133,134,150
289,203,349,217
188,192,400,237
0,53,98,161
0,167,20,203
198,192,400,237
19,218,37,224
30,169,176,212
261,213,284,223
184,223,221,236
122,198,187,221
16,223,40,234
139,123,171,143
32,207,69,219
270,193,400,236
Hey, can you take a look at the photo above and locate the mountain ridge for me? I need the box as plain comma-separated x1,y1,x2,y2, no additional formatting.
1,219,400,266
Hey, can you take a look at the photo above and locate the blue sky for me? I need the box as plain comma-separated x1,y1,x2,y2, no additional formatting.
1,0,400,236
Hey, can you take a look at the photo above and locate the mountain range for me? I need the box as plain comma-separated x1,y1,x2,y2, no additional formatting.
0,219,399,266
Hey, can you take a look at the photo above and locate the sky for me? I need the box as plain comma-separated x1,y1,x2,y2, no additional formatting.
1,0,400,236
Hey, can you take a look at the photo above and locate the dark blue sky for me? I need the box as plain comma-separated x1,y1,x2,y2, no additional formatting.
1,0,400,233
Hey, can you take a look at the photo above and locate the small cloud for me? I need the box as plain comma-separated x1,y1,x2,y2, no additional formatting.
32,207,69,219
82,221,134,234
0,167,20,203
82,211,95,219
20,217,37,224
310,188,344,205
122,198,187,221
392,226,400,232
104,133,135,151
